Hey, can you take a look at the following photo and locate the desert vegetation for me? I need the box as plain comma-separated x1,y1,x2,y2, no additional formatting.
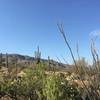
0,26,100,100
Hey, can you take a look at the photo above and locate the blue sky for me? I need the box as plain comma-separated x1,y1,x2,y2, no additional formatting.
0,0,100,63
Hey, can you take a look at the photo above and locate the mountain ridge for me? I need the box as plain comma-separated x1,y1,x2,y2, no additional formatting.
0,53,68,69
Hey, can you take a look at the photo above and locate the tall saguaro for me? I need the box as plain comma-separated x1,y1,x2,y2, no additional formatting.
35,46,41,64
6,53,8,68
0,53,2,66
48,56,51,70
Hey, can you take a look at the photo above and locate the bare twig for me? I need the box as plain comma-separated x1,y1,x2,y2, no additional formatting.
57,23,93,100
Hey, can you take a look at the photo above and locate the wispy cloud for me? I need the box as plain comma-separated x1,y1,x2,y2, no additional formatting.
90,30,100,37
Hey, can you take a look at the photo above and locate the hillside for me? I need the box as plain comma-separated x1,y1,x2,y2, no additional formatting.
0,53,67,70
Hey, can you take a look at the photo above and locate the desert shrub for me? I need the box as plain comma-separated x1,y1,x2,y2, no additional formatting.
43,72,79,100
0,60,100,99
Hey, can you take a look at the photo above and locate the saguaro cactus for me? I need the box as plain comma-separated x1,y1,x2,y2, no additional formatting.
35,46,41,64
15,56,18,77
0,53,2,66
48,56,51,70
6,53,8,68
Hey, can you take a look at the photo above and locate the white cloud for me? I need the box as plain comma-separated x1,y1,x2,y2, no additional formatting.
90,30,100,37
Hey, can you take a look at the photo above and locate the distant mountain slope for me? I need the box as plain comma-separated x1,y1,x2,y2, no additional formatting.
0,53,69,69
2,54,34,60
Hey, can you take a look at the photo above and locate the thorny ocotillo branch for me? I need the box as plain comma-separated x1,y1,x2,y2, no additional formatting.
57,23,93,100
